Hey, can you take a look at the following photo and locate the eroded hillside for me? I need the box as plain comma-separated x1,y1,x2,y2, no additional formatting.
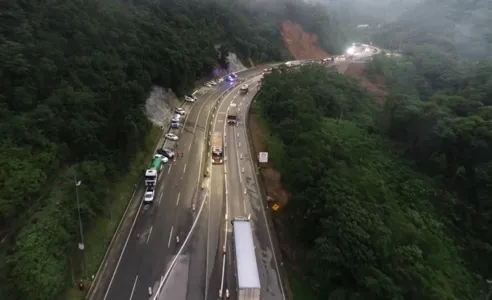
281,21,329,60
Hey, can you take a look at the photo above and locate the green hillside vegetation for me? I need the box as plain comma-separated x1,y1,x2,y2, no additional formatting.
228,0,347,54
256,65,489,299
366,48,492,278
0,0,344,299
372,0,492,60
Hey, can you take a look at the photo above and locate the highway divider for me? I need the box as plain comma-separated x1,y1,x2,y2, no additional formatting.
152,71,264,299
245,86,293,300
87,67,270,300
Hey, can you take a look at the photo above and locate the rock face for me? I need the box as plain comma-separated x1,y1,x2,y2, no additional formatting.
144,86,180,127
144,51,245,126
226,52,246,73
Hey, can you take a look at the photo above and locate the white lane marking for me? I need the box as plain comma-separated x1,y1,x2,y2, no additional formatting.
180,101,198,135
188,143,192,151
158,192,163,205
205,79,243,299
129,276,138,300
219,87,231,295
183,163,187,173
103,200,143,300
241,79,287,300
154,192,209,300
146,226,153,244
243,193,247,214
192,88,218,134
168,165,172,174
167,226,174,248
176,193,181,206
234,128,244,186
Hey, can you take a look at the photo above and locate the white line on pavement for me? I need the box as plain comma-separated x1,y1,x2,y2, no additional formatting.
167,226,174,248
103,200,143,300
146,226,153,244
176,193,181,206
129,276,138,300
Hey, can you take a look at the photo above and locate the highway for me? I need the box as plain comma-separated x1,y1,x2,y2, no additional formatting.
184,77,264,300
91,54,371,300
88,67,269,300
99,82,228,300
200,77,285,300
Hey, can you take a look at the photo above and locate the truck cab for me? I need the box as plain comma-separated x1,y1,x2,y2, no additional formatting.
240,84,249,94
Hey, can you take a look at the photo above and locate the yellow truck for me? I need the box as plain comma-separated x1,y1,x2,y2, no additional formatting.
212,132,223,164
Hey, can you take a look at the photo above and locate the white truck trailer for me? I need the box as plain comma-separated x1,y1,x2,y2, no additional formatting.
232,217,261,300
227,103,237,125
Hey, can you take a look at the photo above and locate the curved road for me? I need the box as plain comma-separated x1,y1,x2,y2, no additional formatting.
208,78,285,300
91,51,375,300
89,66,271,300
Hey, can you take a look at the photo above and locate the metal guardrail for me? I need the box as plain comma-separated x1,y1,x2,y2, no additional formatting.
152,72,264,299
244,87,292,300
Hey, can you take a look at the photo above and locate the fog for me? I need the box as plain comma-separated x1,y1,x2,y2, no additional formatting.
317,0,491,60
226,0,491,60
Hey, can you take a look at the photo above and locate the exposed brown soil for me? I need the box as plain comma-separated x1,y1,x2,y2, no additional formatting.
248,109,305,291
280,20,387,102
248,112,289,208
281,20,329,60
246,25,390,293
343,63,388,104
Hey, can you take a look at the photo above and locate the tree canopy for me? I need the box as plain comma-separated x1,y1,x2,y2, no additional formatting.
0,0,344,299
256,63,489,299
372,0,492,60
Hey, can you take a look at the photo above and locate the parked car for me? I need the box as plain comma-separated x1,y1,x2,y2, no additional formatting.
144,187,155,203
172,115,181,123
175,107,185,115
157,148,175,159
154,153,169,163
165,133,179,141
171,122,180,129
185,95,197,102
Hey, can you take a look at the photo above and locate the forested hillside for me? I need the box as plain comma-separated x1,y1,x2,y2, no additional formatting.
256,65,488,299
0,0,344,299
365,47,492,278
372,0,492,60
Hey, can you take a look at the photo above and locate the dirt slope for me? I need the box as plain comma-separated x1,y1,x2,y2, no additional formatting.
343,63,388,103
281,20,329,60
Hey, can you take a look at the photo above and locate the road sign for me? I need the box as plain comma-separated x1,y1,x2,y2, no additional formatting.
272,204,280,211
258,152,268,163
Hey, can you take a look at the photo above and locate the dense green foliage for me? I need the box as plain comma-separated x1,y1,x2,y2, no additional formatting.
236,0,347,54
0,0,345,299
366,47,492,278
256,65,486,299
372,0,492,60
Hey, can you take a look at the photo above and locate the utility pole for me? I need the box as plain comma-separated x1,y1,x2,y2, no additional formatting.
74,173,87,279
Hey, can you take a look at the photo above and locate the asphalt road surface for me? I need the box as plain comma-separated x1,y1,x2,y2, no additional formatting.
89,66,270,300
196,75,284,300
146,56,377,300
100,84,231,300
156,72,270,300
